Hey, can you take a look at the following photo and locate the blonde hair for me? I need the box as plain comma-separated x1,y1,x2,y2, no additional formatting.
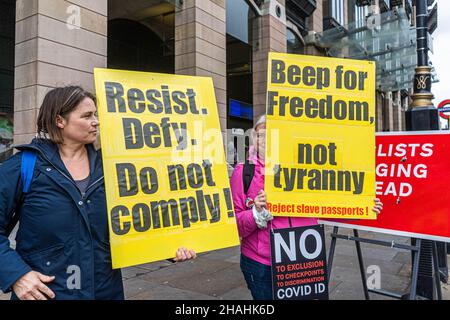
251,114,266,148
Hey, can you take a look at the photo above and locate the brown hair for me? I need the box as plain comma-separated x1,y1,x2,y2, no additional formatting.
37,86,96,144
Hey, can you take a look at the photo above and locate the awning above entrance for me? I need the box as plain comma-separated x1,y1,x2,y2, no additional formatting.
306,8,438,92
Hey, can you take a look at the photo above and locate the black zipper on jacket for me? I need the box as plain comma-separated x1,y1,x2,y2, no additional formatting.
85,176,104,193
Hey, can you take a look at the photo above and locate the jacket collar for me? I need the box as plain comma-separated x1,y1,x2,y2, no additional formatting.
14,138,101,181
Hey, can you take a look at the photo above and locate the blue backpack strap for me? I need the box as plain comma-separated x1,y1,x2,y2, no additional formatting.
242,160,255,196
21,150,37,193
5,150,37,236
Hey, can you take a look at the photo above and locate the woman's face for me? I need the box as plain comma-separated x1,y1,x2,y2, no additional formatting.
57,97,99,145
255,123,266,160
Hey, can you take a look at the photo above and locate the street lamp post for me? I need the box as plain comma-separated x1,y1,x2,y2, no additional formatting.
405,0,437,130
405,0,444,300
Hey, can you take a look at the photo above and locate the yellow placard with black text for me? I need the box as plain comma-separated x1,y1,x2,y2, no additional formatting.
94,69,239,269
265,53,376,219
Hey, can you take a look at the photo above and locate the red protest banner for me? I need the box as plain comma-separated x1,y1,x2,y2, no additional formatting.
320,131,450,242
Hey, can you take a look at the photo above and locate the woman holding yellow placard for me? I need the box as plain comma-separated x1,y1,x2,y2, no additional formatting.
230,115,383,300
0,86,196,300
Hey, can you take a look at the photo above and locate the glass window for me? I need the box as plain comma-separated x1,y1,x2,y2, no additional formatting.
354,4,369,41
331,0,345,26
287,28,305,54
226,0,251,44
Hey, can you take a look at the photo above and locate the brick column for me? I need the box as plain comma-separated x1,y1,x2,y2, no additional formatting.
14,0,107,145
392,92,397,131
343,0,349,26
306,0,323,56
378,92,394,132
174,0,227,132
401,94,408,131
252,0,287,121
376,92,383,132
395,91,403,131
386,93,394,131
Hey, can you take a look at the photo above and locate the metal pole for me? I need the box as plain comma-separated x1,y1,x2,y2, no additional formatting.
405,0,438,130
437,242,448,283
353,230,370,300
405,0,442,300
409,239,422,300
327,227,339,279
432,242,443,300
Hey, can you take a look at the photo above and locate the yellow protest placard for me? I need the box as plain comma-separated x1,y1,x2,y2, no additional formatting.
265,53,376,219
94,69,239,269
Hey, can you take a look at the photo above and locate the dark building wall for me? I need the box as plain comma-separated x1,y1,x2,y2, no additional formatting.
0,0,15,115
108,19,174,74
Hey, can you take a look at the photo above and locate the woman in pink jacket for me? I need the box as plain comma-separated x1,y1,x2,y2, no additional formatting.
230,115,383,300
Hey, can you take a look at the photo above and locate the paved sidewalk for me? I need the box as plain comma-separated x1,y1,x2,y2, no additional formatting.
2,226,449,300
